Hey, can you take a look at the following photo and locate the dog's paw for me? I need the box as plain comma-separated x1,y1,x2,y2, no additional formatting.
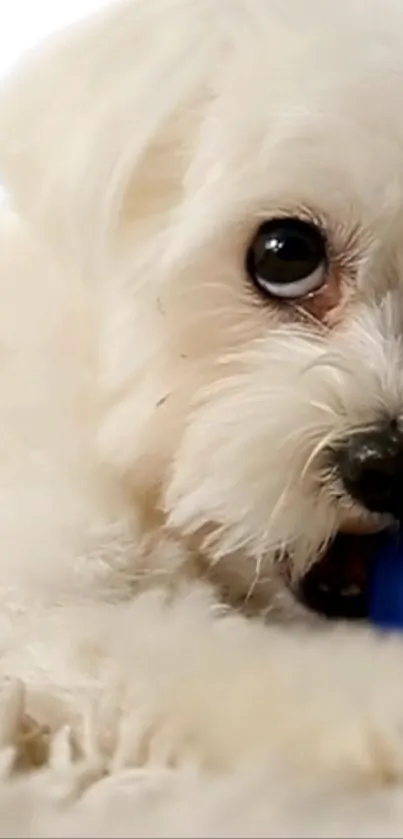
262,625,403,783
133,597,403,783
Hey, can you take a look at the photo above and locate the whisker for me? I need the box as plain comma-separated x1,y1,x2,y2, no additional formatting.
300,429,340,482
245,552,265,604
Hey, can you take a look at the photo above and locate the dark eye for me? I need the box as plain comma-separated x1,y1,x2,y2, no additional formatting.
246,217,327,300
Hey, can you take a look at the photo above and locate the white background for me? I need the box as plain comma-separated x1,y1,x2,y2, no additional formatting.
0,0,105,77
0,1,105,200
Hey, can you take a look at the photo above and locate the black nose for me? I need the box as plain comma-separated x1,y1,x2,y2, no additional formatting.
336,423,403,519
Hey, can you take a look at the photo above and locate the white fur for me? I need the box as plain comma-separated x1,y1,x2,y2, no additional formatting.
0,0,403,833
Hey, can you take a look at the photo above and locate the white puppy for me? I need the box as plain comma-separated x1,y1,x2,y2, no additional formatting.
1,0,403,833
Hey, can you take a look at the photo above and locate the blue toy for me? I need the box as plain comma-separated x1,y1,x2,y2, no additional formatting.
370,530,403,631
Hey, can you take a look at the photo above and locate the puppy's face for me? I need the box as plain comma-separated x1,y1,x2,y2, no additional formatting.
158,2,403,616
3,0,403,618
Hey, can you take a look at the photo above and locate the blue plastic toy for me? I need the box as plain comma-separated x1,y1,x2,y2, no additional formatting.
370,530,403,631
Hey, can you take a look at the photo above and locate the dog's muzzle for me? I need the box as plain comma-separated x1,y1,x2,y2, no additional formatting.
298,420,403,622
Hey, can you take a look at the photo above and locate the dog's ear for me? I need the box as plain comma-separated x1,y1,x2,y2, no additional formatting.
0,0,217,268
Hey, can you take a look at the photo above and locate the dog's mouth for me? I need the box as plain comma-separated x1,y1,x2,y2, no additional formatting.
298,529,387,621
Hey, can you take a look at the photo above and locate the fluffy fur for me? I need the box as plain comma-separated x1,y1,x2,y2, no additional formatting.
0,0,403,833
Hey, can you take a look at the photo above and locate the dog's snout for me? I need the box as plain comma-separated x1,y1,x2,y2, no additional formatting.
335,423,403,519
